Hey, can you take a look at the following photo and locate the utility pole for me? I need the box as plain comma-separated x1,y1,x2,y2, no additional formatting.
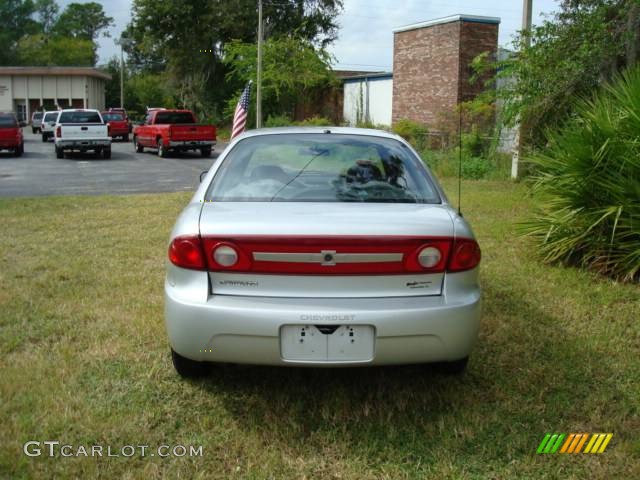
256,0,263,128
511,0,533,179
120,45,125,109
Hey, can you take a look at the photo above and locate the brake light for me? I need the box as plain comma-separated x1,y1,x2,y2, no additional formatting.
55,126,61,138
168,235,206,270
448,239,481,272
107,123,111,135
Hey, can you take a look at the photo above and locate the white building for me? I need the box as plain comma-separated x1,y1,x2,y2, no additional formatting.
0,67,110,122
342,72,393,127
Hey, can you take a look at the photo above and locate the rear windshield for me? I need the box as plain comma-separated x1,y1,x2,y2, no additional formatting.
58,111,102,124
154,112,194,124
206,133,441,203
43,112,58,122
0,115,18,128
102,113,124,121
32,112,43,120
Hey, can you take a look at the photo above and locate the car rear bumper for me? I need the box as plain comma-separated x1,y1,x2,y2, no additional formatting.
56,139,111,149
165,266,481,366
169,140,215,148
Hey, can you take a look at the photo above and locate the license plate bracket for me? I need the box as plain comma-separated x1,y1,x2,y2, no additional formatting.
280,325,375,362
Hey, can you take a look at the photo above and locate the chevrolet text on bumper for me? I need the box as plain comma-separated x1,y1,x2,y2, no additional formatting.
164,127,481,378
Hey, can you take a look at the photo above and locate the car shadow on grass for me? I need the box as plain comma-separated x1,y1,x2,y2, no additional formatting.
192,278,628,470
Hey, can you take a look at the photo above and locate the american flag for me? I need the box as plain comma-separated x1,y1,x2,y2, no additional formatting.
231,81,252,139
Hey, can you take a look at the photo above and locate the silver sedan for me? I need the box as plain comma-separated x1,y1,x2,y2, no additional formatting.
165,127,481,377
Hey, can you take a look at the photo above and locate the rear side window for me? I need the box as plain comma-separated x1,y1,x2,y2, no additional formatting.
154,112,195,124
43,112,58,122
207,133,441,204
58,111,102,124
0,115,17,128
33,112,43,121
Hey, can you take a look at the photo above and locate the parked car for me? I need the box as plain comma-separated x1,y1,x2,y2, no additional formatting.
164,127,482,378
54,109,111,159
133,109,216,158
102,111,129,141
0,112,24,156
31,111,43,134
40,111,60,142
106,107,132,133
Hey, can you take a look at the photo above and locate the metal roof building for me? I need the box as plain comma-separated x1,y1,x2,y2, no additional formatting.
0,67,111,122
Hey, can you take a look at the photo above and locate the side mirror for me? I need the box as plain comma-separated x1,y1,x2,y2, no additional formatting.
199,170,208,183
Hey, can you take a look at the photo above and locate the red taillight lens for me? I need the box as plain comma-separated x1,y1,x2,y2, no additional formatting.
107,123,111,135
55,126,61,138
448,239,481,272
168,235,206,270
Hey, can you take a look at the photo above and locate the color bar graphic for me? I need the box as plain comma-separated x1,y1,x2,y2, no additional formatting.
537,433,613,454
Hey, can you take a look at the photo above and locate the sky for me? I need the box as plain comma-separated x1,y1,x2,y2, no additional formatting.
66,0,560,70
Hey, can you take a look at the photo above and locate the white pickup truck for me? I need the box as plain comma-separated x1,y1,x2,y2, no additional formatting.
54,109,111,159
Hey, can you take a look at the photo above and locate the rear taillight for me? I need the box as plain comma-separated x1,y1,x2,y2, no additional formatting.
55,126,61,138
404,240,451,272
185,236,480,275
107,123,111,135
203,240,252,271
448,239,481,272
168,235,206,270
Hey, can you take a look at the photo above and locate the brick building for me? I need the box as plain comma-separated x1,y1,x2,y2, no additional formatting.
391,15,500,126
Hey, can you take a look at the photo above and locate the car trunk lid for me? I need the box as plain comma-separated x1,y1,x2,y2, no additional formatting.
199,202,454,298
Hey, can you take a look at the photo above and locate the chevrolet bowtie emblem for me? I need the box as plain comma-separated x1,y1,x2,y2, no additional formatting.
320,250,336,266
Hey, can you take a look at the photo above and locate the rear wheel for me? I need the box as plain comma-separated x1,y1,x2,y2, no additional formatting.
157,139,167,158
171,349,209,378
32,128,37,134
41,134,47,143
134,136,144,153
123,134,129,142
434,356,469,375
102,148,111,159
55,147,64,159
14,145,22,157
200,146,212,157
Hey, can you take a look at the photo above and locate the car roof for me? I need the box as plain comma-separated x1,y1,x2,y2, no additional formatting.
237,126,404,142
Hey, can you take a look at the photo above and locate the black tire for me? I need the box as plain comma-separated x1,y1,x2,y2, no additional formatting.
134,136,144,153
123,134,129,142
157,139,167,158
55,147,64,159
434,356,469,375
102,148,111,159
32,128,37,134
171,349,209,378
41,134,47,143
200,146,212,157
14,146,22,157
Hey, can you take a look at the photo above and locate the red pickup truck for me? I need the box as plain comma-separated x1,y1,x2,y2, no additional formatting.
0,112,24,157
133,109,216,157
101,111,130,141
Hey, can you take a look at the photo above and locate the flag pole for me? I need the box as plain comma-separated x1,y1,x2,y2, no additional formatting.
256,0,263,128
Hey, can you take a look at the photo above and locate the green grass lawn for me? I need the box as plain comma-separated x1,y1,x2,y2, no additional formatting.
1,180,638,479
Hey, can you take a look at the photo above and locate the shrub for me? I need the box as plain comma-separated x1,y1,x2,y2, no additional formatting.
392,119,428,151
421,150,497,180
296,116,333,126
521,66,640,282
265,115,293,127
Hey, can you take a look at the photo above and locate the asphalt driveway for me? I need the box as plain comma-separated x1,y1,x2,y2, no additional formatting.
0,128,226,197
